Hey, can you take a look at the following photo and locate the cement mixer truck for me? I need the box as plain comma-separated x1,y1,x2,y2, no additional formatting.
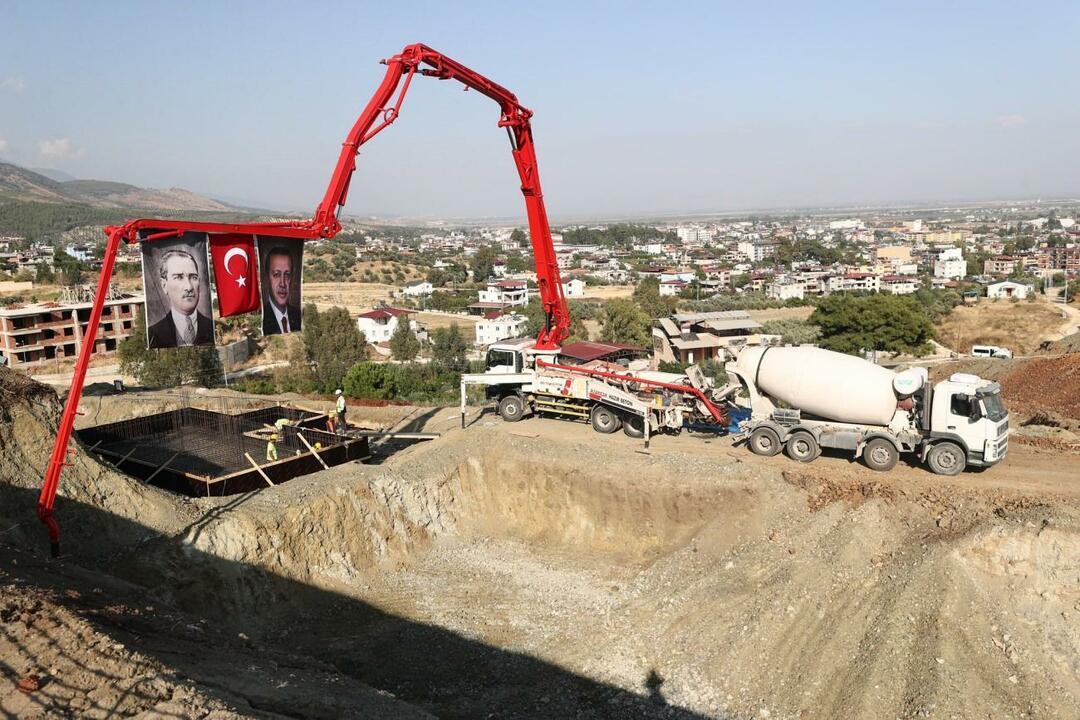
727,347,1010,475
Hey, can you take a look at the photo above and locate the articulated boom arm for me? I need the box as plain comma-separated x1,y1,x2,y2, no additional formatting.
37,44,568,556
314,43,568,349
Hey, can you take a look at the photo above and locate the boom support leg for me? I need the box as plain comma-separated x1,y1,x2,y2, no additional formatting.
37,227,123,557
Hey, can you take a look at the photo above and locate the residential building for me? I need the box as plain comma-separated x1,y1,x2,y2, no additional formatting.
356,306,416,344
986,280,1033,300
766,278,806,301
478,280,528,307
828,272,880,293
399,281,433,298
0,291,143,368
659,280,689,297
562,278,586,298
475,311,527,346
984,256,1019,276
737,239,778,263
880,275,919,295
934,257,967,280
652,311,764,365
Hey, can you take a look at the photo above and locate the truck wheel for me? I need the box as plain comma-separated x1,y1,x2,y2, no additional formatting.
927,441,966,476
749,427,782,457
623,414,645,438
785,431,819,463
863,438,899,472
590,405,621,434
497,394,526,423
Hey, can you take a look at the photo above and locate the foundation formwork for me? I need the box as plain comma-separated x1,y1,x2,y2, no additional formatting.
77,405,369,496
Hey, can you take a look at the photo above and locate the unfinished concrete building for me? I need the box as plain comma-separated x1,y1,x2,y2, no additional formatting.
652,310,765,365
0,286,143,368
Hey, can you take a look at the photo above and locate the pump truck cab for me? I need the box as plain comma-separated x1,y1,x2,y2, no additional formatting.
728,346,1010,475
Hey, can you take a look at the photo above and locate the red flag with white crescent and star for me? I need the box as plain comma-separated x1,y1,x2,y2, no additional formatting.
209,233,260,317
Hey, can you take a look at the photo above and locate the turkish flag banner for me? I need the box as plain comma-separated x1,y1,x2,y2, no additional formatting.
209,233,260,317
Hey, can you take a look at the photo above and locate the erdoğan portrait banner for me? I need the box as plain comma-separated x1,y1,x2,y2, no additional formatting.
256,236,304,336
208,233,260,317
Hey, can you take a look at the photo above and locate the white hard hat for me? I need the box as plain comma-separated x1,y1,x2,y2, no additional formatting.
335,389,342,395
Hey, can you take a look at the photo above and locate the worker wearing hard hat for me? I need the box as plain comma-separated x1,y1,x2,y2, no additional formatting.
266,434,279,462
334,389,347,436
273,417,291,433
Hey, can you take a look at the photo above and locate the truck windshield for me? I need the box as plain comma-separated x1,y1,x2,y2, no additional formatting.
980,392,1007,422
486,349,516,371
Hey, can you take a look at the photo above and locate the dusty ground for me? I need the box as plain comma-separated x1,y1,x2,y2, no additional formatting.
935,297,1067,356
2,367,1079,719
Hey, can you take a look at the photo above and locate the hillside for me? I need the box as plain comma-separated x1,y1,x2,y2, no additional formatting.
0,162,233,212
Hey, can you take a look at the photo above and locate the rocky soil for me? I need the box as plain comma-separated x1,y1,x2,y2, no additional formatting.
1,367,1079,718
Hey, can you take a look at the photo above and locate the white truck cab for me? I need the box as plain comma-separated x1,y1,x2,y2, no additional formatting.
925,372,1009,471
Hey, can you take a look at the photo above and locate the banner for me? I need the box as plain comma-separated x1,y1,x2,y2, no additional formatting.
256,236,304,336
209,233,260,317
139,231,215,349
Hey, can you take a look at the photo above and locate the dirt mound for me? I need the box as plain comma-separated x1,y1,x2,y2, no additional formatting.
1001,354,1080,423
1045,330,1080,354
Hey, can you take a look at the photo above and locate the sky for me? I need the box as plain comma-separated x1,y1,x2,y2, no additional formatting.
1,1,1078,220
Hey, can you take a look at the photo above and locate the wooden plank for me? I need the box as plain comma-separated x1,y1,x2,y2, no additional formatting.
297,433,330,470
145,452,181,484
244,453,275,487
508,430,539,438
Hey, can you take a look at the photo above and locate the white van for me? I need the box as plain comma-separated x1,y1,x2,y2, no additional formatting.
971,345,1013,359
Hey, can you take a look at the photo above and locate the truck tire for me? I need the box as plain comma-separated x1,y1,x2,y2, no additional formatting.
927,441,966,476
863,437,899,472
497,394,526,423
590,405,621,434
785,431,819,463
749,427,782,457
622,414,645,438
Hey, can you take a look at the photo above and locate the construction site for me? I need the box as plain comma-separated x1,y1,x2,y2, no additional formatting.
2,41,1080,720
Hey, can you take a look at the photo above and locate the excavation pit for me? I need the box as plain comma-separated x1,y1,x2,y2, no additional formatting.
76,405,370,496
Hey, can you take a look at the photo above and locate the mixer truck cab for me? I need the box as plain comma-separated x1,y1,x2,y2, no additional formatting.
728,346,1009,476
925,372,1009,473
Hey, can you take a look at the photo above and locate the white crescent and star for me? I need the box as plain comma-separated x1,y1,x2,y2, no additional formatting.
223,247,249,288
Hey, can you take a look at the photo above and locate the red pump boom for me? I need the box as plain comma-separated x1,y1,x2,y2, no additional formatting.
36,44,569,555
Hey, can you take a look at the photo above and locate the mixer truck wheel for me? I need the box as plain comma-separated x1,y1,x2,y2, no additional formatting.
927,442,966,476
863,438,899,472
590,405,622,434
785,431,819,463
498,394,526,423
749,427,782,457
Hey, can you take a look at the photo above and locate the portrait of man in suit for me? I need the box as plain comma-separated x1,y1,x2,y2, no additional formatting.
259,240,303,335
143,239,215,349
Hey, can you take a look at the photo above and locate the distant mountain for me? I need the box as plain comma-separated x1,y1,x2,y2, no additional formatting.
29,167,78,183
0,162,236,212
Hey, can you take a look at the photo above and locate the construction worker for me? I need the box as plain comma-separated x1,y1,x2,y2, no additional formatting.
334,389,347,436
266,433,279,462
274,417,291,434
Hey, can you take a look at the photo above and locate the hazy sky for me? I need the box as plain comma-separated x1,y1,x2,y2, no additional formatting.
1,1,1077,220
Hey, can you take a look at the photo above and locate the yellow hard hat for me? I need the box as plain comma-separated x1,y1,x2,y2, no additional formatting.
271,434,279,441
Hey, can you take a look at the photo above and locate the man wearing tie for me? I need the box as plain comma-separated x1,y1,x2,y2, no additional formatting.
147,249,214,348
261,246,302,335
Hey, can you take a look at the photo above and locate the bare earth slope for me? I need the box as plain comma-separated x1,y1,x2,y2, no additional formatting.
2,368,1078,719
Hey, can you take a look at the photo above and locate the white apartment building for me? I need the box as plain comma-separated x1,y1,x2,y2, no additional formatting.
356,307,416,344
934,257,966,280
767,279,806,301
881,275,919,295
828,273,881,293
475,312,527,346
562,278,586,298
737,239,778,263
478,280,528,307
659,280,689,297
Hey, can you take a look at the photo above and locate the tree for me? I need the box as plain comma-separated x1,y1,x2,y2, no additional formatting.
34,263,55,284
510,228,528,248
632,277,675,319
390,320,421,361
310,306,366,391
809,294,935,357
117,308,223,387
760,318,822,345
600,298,651,346
523,299,590,343
470,245,498,284
432,323,468,371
